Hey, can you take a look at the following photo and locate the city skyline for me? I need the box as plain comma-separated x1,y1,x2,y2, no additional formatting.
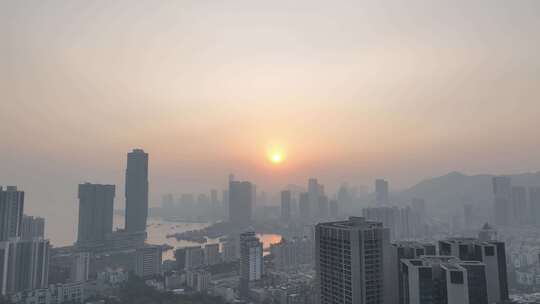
2,1,540,229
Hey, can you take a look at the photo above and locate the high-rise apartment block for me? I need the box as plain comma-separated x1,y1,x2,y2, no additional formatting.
388,241,436,304
529,187,540,225
229,181,254,227
308,178,320,219
125,149,149,233
362,206,415,240
70,252,90,283
134,246,162,278
492,176,512,226
438,238,509,303
298,192,310,221
77,183,115,245
239,231,263,298
315,217,392,304
0,238,50,295
21,215,45,240
0,186,24,241
401,256,487,304
270,237,314,270
375,179,389,205
281,190,292,222
511,186,528,225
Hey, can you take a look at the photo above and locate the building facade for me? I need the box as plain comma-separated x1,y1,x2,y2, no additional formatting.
315,217,392,304
0,186,24,241
77,183,115,245
134,246,162,278
239,231,263,298
281,190,291,222
401,256,487,304
375,179,389,205
125,149,149,233
0,238,50,295
229,181,254,227
21,216,45,241
438,238,509,303
493,176,512,226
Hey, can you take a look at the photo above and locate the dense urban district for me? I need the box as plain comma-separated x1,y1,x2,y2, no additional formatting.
1,150,540,303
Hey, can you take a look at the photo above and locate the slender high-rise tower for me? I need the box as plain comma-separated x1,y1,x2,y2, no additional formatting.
239,231,263,298
0,186,24,241
280,190,291,222
492,176,512,226
125,149,149,233
375,179,389,205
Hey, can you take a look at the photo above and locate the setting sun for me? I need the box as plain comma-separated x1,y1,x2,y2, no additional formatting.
267,150,285,164
271,153,283,164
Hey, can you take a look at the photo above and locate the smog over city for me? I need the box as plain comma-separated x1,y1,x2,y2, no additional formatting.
1,1,540,303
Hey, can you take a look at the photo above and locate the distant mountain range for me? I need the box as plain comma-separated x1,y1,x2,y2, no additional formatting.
397,171,540,214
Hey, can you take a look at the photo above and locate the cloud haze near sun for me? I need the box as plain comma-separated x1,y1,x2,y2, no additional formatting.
1,0,540,243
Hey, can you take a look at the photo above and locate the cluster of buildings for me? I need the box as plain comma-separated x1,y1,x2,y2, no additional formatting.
0,186,49,296
315,216,510,304
493,176,540,227
2,160,522,304
0,149,165,304
160,190,226,222
68,149,162,280
362,179,428,240
269,237,313,270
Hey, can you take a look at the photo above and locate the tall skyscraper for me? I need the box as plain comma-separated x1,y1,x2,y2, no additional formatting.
398,206,414,239
298,192,310,221
0,238,50,295
529,187,540,225
337,184,352,212
411,198,427,238
438,238,509,303
315,217,392,304
228,181,254,227
375,179,389,205
492,176,512,226
125,149,149,233
317,195,329,219
329,199,338,218
308,178,320,218
463,204,473,230
222,189,229,220
280,190,291,222
0,186,24,241
77,183,115,245
21,215,45,240
511,186,528,225
239,231,263,298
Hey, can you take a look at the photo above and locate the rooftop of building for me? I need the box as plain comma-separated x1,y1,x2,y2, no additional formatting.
316,216,383,230
403,255,472,270
392,241,434,248
441,237,502,247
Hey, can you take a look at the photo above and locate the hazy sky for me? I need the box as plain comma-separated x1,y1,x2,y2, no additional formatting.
1,1,540,242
